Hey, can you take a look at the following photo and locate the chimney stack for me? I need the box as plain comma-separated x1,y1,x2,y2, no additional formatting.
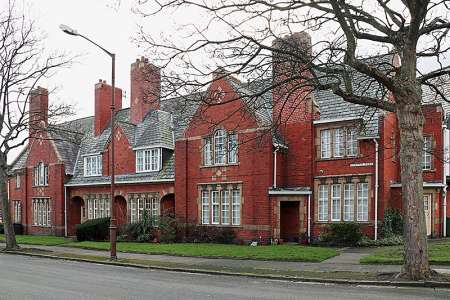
29,87,49,136
94,79,122,136
271,32,313,124
130,57,161,124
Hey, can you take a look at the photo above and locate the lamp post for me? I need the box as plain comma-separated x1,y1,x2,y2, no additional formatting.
60,24,118,260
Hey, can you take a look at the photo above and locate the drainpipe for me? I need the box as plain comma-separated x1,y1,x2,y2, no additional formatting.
307,193,311,244
273,147,279,188
64,185,68,237
373,139,379,240
442,123,448,237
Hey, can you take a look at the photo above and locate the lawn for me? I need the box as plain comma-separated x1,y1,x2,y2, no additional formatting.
63,241,337,262
0,234,72,246
360,241,450,264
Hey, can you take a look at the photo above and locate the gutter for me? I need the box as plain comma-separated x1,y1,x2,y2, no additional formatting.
443,123,449,237
64,185,68,237
373,138,379,241
64,178,174,187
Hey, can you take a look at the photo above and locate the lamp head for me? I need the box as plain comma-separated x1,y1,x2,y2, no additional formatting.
59,24,78,36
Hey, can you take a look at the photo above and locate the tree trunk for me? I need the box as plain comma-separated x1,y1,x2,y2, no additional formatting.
0,151,19,250
396,94,431,280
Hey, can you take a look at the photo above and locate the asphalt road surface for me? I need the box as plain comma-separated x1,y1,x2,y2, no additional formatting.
0,253,450,300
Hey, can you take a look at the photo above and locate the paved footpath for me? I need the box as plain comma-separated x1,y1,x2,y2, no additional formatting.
3,243,450,275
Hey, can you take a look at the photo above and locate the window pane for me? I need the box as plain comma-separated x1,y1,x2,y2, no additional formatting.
228,133,238,163
318,185,329,221
343,184,355,221
211,191,220,224
346,128,358,156
201,191,210,224
321,130,331,159
357,183,369,221
203,138,212,166
136,151,143,172
422,136,432,170
221,190,230,225
331,184,341,221
232,190,241,225
214,130,226,164
333,129,344,157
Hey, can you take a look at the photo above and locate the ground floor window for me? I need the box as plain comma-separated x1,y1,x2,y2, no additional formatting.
32,198,51,227
317,181,369,222
86,196,110,220
13,201,21,223
200,186,241,226
128,193,159,224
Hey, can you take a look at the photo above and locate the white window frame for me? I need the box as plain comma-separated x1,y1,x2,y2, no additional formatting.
227,132,238,164
84,155,102,177
13,201,21,223
423,136,432,170
211,191,220,224
321,130,331,159
346,127,358,157
86,197,110,220
357,183,369,222
129,196,160,224
221,190,230,225
136,148,161,172
32,198,51,227
331,184,341,221
333,129,345,157
16,174,20,188
34,162,48,186
232,190,241,226
343,183,355,221
214,130,226,165
203,137,213,166
201,191,210,224
318,185,329,221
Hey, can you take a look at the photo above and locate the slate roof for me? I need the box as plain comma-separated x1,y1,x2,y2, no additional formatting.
9,148,29,172
422,72,450,114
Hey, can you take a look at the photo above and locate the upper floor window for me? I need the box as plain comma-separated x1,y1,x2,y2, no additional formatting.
203,130,238,166
422,136,432,170
33,162,48,186
136,148,161,172
84,155,102,177
320,127,358,159
16,174,20,188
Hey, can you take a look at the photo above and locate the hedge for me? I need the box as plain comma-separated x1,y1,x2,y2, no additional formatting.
76,217,110,242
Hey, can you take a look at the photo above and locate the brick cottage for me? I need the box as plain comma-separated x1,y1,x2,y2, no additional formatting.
5,32,450,242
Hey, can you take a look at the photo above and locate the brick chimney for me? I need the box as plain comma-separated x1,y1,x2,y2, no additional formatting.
130,57,161,124
29,86,49,136
272,31,312,124
94,79,123,136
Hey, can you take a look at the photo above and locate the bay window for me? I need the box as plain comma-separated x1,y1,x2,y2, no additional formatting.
320,126,358,159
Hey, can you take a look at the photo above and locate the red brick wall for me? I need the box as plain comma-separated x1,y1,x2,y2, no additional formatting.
102,127,136,175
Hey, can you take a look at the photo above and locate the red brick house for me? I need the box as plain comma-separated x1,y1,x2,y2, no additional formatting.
5,32,450,242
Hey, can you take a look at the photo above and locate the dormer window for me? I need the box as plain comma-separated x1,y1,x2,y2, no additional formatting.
203,130,238,166
33,162,48,186
320,127,358,159
84,155,102,177
136,148,161,172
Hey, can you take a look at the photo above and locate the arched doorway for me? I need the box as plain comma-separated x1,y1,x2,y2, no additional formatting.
160,193,175,218
69,196,84,236
114,195,127,225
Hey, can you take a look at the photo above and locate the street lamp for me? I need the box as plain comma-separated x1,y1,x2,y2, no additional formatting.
60,24,118,260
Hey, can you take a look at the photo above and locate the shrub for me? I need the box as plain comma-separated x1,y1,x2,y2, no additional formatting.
76,217,110,242
215,227,236,244
323,223,363,246
357,235,403,247
0,223,4,234
123,210,155,242
158,216,178,243
381,208,403,238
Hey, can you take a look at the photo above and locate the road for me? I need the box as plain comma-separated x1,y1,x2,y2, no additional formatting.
0,254,449,299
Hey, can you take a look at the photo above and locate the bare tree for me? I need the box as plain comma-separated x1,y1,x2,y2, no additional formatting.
135,0,450,280
0,1,73,250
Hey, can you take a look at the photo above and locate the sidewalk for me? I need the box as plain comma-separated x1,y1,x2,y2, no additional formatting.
3,242,450,285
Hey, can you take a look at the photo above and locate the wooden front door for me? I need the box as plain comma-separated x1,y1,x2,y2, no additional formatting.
424,194,432,236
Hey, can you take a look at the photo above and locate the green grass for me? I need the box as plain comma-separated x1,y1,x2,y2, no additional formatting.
0,234,72,246
360,241,450,265
62,242,337,262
